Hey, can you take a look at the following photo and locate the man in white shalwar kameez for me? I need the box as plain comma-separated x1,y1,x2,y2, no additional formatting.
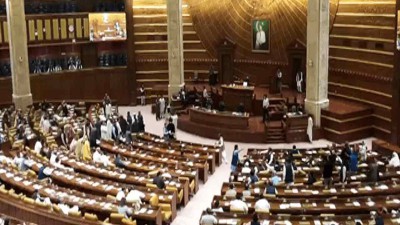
105,103,112,117
159,97,165,119
216,133,227,164
93,148,111,167
307,116,313,142
296,71,303,93
100,122,108,140
106,119,113,140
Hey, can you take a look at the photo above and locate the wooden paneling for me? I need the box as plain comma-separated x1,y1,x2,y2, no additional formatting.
0,68,130,105
326,1,396,142
329,1,396,77
186,0,338,60
132,0,212,98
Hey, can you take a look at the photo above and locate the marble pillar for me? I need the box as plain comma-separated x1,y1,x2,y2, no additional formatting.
305,0,329,127
167,0,184,99
6,0,32,110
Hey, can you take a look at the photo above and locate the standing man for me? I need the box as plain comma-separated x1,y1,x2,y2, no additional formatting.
208,65,216,86
137,111,145,132
202,86,208,107
155,97,161,121
307,116,313,142
159,96,165,119
217,133,227,164
139,85,146,106
262,95,269,122
276,68,283,93
283,158,295,185
296,71,303,93
203,86,208,98
231,144,244,172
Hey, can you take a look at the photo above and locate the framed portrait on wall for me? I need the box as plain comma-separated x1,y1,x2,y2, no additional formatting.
252,19,271,53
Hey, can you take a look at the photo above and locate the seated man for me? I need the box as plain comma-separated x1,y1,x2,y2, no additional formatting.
230,195,248,213
153,171,166,189
248,169,259,185
270,172,282,186
242,184,251,198
211,200,224,213
37,166,53,180
93,148,111,167
255,198,270,212
126,187,145,204
58,200,79,215
118,198,133,218
116,188,126,201
200,208,217,225
115,154,127,168
166,118,176,140
32,189,51,205
225,183,237,198
265,181,277,195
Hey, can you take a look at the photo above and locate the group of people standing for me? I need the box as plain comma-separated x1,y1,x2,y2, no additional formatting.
274,68,304,94
94,110,145,146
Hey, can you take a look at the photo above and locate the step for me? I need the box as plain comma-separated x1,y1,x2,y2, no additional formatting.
266,140,285,143
266,136,285,140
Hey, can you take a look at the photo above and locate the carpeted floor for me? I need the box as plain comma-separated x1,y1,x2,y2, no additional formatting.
118,105,375,225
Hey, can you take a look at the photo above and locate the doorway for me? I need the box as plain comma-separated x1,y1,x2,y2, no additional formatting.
287,39,306,92
291,56,304,90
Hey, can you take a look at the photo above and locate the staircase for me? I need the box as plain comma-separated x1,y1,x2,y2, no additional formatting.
265,121,285,143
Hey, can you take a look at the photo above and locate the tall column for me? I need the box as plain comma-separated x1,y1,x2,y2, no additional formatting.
305,0,330,126
167,0,184,99
391,0,400,144
125,0,137,105
6,0,32,110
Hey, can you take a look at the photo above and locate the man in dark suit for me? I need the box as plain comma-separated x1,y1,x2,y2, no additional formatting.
166,118,175,139
95,117,102,140
152,171,165,189
137,111,145,132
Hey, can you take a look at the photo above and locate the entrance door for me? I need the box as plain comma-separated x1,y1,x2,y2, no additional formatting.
221,55,233,84
287,39,306,92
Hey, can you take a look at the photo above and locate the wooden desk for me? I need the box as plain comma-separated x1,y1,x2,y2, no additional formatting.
0,162,163,225
283,114,309,143
201,211,398,225
189,108,249,130
136,132,222,167
221,85,254,112
213,195,400,215
0,192,101,225
130,141,211,181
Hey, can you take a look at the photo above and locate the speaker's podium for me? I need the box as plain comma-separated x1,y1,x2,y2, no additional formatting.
221,84,254,113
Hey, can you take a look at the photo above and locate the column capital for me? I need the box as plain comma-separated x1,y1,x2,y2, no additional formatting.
304,98,329,127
